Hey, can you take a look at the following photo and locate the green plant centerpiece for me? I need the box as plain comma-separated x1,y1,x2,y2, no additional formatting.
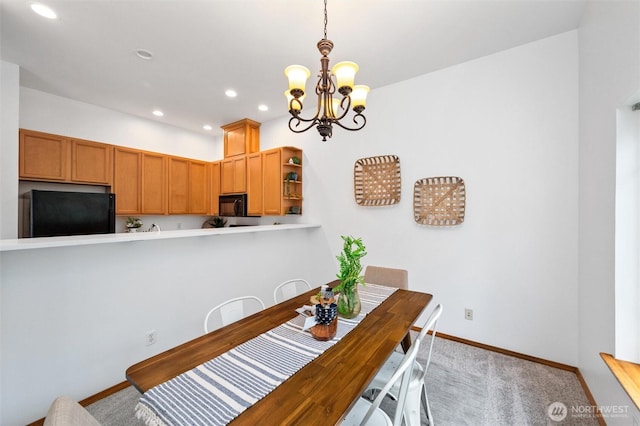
334,235,367,318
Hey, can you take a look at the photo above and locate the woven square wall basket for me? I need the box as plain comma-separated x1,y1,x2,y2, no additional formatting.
354,155,401,206
414,176,466,226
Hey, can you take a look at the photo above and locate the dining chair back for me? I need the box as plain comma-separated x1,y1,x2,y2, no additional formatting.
44,396,102,426
364,265,412,352
364,265,408,289
203,296,266,333
342,337,422,426
364,304,443,426
273,278,312,304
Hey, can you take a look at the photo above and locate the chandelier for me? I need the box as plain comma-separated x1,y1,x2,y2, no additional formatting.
284,0,369,141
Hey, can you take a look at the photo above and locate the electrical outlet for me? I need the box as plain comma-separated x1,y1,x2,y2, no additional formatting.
146,330,156,346
465,308,473,320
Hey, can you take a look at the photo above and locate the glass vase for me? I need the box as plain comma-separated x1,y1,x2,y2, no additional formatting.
337,285,361,319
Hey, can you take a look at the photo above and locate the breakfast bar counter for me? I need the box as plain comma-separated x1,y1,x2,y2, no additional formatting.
0,223,321,252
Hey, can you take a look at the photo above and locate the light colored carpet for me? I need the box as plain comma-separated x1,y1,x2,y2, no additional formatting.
86,335,598,425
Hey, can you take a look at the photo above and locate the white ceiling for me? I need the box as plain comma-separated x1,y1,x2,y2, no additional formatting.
1,0,586,136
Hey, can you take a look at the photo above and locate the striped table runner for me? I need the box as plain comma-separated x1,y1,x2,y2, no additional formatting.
135,284,397,426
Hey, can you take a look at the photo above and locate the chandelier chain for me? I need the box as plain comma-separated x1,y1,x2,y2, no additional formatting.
323,0,328,40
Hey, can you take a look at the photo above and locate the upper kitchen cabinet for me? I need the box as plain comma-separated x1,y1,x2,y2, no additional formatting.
262,147,303,216
19,129,68,182
210,161,221,216
221,118,260,158
19,129,112,185
246,152,263,216
113,148,167,215
113,147,141,214
168,156,210,214
220,155,246,194
70,138,113,185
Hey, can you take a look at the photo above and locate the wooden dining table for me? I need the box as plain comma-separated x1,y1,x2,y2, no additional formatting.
126,280,432,425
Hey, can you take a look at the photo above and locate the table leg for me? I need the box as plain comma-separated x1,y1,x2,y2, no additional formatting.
401,331,412,353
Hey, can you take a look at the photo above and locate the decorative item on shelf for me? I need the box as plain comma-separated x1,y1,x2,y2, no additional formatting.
202,216,228,228
287,206,301,215
284,0,369,142
333,235,367,318
354,155,401,206
126,217,142,232
413,176,466,226
288,156,301,165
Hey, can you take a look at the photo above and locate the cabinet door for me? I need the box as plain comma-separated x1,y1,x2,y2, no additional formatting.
168,157,190,214
221,156,246,194
247,153,262,216
225,127,246,157
19,129,68,181
232,156,247,193
210,161,221,215
189,161,209,214
221,159,235,194
113,148,141,214
71,139,113,185
262,149,282,215
141,152,167,215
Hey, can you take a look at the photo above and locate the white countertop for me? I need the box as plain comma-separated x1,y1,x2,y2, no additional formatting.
0,224,321,252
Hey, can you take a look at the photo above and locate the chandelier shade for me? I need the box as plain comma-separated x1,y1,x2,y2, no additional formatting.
284,0,369,141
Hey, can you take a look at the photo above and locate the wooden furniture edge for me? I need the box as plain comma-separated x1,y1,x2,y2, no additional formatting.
601,352,640,411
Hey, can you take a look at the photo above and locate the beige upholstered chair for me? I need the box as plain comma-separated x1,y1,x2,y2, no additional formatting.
364,265,411,351
44,396,101,426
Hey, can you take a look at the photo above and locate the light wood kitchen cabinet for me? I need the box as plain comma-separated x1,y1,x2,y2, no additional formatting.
19,129,68,181
141,152,167,215
19,129,112,185
113,148,167,215
70,138,113,185
221,118,260,158
221,155,246,194
189,160,210,215
210,161,221,215
247,152,263,216
263,147,303,216
168,157,210,215
113,147,141,214
168,157,190,214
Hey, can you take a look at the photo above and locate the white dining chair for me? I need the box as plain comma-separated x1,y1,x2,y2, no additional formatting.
363,304,443,426
273,278,312,303
203,296,266,333
342,337,422,426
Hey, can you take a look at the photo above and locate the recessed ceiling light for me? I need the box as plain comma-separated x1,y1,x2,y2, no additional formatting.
30,3,58,19
135,49,154,60
225,90,237,98
152,110,164,117
258,105,269,112
203,125,213,131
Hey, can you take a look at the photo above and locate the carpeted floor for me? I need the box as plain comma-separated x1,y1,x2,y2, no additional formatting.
86,335,598,425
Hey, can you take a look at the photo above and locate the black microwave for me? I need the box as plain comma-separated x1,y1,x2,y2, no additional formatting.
219,193,248,217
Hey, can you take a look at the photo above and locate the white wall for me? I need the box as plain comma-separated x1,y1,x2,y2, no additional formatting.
264,31,580,364
20,88,220,161
579,1,640,423
1,61,20,240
